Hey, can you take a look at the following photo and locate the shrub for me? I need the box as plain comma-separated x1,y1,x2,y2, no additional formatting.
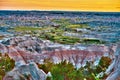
0,53,15,79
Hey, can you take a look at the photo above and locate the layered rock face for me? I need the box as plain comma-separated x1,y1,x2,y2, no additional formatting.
0,36,116,80
0,36,53,80
106,43,120,80
0,36,110,66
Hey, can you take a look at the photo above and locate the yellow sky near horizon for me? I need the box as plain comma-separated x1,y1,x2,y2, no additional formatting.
0,0,120,12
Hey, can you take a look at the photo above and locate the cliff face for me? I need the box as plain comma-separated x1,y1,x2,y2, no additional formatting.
0,36,117,80
106,43,120,80
0,36,110,67
44,50,104,68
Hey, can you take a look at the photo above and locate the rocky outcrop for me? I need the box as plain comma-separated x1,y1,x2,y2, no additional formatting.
3,69,26,80
0,36,116,79
0,43,8,54
0,36,112,65
3,62,47,80
106,43,120,80
43,50,104,68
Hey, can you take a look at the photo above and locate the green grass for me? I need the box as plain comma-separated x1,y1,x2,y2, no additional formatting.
14,26,40,32
81,38,106,44
12,19,106,45
52,19,70,23
66,24,89,29
39,32,80,44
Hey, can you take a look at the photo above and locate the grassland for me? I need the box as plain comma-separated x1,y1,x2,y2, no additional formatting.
13,19,106,45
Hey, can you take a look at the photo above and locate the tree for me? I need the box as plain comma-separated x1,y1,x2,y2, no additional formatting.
51,60,74,80
97,56,112,73
0,53,15,79
37,58,54,73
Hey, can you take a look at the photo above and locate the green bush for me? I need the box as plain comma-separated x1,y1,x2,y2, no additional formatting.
0,53,15,79
37,56,111,80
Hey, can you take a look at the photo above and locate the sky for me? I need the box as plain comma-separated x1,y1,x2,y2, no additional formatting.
0,0,120,12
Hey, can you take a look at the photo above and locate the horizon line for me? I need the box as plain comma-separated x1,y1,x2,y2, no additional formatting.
0,9,120,13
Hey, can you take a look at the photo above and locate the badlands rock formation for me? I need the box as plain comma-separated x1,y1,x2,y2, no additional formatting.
0,36,117,80
106,43,120,80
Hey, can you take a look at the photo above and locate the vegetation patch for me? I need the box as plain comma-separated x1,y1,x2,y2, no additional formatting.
37,56,111,80
66,24,89,29
0,53,15,79
14,26,40,32
0,35,4,40
12,19,107,45
81,38,106,44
